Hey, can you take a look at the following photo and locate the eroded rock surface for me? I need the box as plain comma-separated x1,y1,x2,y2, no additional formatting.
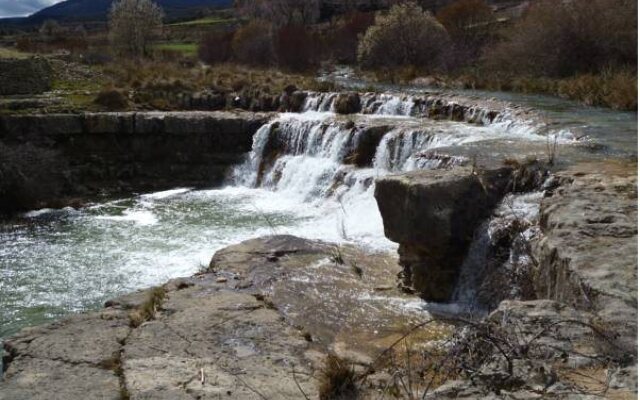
1,235,446,399
374,166,513,300
533,163,638,352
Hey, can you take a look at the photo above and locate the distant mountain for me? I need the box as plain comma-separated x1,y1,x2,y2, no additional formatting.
9,0,233,25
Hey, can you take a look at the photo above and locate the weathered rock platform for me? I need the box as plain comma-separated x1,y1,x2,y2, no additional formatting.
1,235,446,399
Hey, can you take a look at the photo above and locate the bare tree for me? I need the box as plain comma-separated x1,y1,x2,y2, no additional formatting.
235,0,320,26
108,0,164,58
39,19,64,39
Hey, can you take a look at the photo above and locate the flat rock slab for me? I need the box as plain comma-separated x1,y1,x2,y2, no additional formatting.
208,235,445,359
3,310,130,366
0,358,120,400
2,235,442,400
123,289,316,399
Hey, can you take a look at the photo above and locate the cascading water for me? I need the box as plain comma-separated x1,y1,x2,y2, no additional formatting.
451,192,544,313
1,89,599,339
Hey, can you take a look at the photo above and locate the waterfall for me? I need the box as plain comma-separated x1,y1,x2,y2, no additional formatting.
452,192,544,312
229,111,475,247
233,114,471,198
299,91,579,141
230,91,559,252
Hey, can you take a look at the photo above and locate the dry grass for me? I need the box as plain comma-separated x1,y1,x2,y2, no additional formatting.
451,69,637,111
0,47,31,59
318,354,359,400
101,61,326,96
558,69,638,110
129,286,167,328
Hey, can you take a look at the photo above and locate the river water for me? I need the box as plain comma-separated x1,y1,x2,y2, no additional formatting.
0,86,636,339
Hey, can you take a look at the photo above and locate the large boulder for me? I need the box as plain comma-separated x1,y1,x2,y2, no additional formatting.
334,92,362,114
0,235,434,399
279,90,307,112
0,58,53,95
374,166,513,300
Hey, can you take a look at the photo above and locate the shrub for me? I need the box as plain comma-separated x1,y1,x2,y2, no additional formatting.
198,30,234,65
436,0,493,65
483,0,637,77
232,20,275,67
357,2,451,70
326,11,376,64
94,88,129,110
558,69,638,110
0,142,65,215
275,24,318,72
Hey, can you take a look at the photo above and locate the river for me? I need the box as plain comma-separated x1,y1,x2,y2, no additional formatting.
0,85,636,340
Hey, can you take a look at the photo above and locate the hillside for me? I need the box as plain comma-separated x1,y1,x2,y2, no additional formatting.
7,0,233,25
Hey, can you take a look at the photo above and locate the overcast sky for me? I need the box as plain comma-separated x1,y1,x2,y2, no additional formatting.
0,0,62,18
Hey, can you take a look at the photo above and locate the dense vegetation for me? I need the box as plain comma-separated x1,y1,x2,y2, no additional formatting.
0,0,637,110
218,0,637,109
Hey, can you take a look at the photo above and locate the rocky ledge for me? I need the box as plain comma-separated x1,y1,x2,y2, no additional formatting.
374,162,545,301
0,111,270,214
533,162,638,351
374,160,637,398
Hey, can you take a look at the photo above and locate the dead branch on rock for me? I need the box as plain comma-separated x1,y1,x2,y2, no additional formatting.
356,313,632,398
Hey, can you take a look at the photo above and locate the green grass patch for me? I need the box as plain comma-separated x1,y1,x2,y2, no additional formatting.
0,47,31,59
168,16,235,27
153,42,198,56
129,286,167,328
52,79,103,92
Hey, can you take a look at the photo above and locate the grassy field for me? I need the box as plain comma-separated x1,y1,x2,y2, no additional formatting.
153,42,198,56
167,16,235,27
0,47,30,59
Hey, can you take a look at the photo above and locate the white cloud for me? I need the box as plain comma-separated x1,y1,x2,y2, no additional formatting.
0,0,63,18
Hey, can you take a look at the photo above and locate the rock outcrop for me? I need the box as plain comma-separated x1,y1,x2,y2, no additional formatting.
533,163,638,350
374,166,514,300
0,111,270,214
373,161,637,397
334,92,362,114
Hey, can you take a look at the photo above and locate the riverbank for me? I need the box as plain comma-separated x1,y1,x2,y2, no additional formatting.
2,160,636,398
351,67,638,111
